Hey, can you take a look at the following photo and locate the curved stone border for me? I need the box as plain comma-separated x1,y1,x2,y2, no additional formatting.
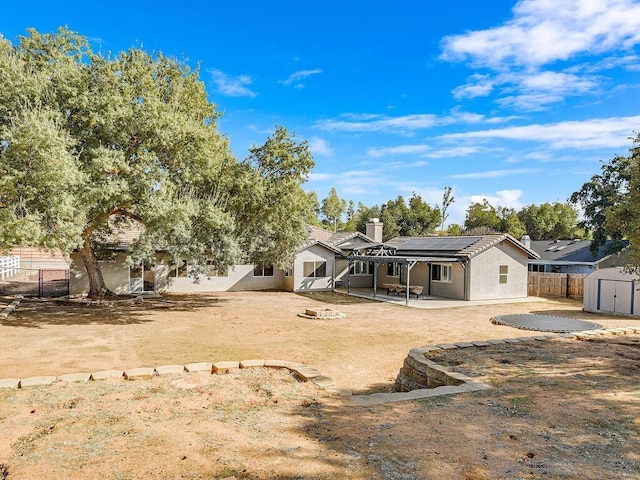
0,359,348,395
0,295,23,318
375,325,640,408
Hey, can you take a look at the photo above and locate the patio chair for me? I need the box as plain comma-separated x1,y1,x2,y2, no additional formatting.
409,286,423,298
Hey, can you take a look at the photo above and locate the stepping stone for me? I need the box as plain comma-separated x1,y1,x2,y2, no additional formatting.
311,376,336,388
240,359,265,368
91,370,124,380
154,365,186,376
212,361,240,374
293,367,321,380
265,359,306,369
124,368,156,380
184,362,212,373
57,373,92,383
20,376,57,387
0,378,20,389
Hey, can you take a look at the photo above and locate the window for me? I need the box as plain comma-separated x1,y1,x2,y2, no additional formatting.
206,260,228,277
169,259,189,278
499,265,508,284
387,262,401,278
352,261,373,275
253,265,274,277
528,264,546,273
303,261,327,278
431,263,452,283
284,267,292,278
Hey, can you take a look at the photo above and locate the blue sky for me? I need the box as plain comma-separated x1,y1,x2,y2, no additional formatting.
2,0,640,225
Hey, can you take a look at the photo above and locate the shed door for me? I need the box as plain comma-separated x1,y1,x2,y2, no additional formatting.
599,280,633,315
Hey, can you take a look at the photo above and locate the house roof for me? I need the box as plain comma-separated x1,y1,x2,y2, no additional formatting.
303,226,376,249
528,239,630,264
96,217,146,251
386,234,539,260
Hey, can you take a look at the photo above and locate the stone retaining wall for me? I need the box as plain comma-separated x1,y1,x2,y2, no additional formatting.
395,326,640,393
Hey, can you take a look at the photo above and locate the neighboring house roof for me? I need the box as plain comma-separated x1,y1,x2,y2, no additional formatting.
386,234,539,260
528,239,630,265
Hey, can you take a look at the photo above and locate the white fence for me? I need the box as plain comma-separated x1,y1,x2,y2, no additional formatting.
0,256,20,279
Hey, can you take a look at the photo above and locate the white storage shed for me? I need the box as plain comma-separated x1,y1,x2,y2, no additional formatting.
583,267,640,316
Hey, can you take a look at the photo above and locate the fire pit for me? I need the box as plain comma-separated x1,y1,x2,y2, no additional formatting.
298,307,345,319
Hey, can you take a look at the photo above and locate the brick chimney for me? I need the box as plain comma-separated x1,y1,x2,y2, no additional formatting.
366,218,383,243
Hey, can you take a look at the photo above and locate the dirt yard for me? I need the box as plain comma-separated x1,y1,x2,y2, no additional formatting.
0,291,639,479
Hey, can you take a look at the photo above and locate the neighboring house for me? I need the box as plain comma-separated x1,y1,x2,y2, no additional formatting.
524,237,630,274
348,234,539,301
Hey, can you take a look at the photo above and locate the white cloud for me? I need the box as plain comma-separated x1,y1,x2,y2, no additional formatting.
442,0,640,109
208,69,257,98
318,110,514,135
450,168,539,180
452,74,495,99
423,146,484,158
439,115,640,150
367,145,431,158
279,69,322,87
308,137,333,156
317,114,439,134
441,0,640,69
368,144,487,159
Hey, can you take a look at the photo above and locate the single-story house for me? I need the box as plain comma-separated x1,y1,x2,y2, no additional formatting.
524,237,630,274
69,218,538,302
69,220,382,295
347,233,539,302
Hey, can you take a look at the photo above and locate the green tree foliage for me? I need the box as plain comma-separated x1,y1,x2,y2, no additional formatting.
463,199,581,240
320,187,347,232
234,126,315,269
343,200,356,232
570,153,630,255
517,202,583,241
497,207,526,239
604,134,640,270
379,194,440,240
353,203,381,234
0,28,312,296
464,200,499,232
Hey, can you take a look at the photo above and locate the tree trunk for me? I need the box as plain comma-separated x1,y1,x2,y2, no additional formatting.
78,235,113,298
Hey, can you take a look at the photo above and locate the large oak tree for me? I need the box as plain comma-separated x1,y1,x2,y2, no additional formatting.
0,28,313,296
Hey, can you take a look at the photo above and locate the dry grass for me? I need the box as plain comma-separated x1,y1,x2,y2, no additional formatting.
1,291,640,478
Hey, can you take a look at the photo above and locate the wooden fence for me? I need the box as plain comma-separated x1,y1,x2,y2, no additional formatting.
528,272,586,300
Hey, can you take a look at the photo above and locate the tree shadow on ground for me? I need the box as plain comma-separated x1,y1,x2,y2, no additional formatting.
0,294,227,328
285,335,640,479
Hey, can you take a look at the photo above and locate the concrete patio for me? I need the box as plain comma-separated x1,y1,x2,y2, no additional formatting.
336,287,546,309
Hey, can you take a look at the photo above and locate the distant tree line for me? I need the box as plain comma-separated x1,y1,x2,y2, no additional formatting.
308,187,585,242
310,132,640,273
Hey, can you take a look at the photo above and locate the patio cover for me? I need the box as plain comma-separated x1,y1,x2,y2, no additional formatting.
345,254,465,305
